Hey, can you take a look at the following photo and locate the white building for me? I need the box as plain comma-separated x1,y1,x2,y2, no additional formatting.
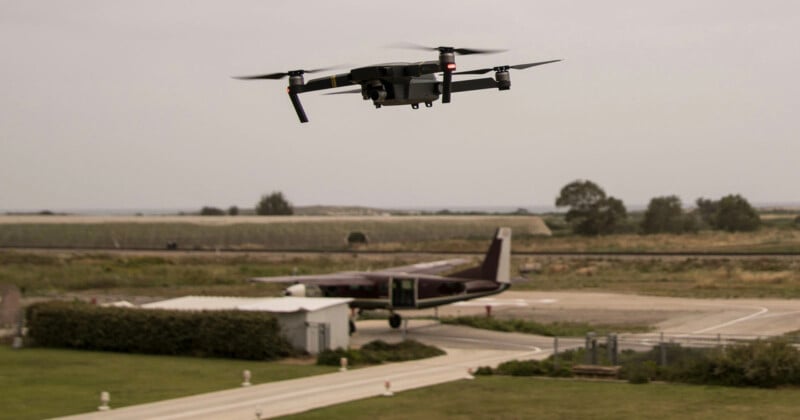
142,296,352,354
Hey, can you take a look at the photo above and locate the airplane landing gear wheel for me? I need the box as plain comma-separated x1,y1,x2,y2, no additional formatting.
389,313,402,329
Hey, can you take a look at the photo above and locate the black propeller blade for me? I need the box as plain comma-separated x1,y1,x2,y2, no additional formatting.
389,43,506,55
453,59,562,75
232,67,336,80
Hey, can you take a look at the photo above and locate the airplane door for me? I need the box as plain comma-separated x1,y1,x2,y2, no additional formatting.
391,277,416,308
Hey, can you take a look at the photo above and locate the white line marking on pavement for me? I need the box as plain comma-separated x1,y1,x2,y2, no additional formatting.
692,306,769,334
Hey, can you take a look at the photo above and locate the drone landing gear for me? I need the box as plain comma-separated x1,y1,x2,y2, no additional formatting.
411,103,419,109
388,312,402,329
425,102,433,108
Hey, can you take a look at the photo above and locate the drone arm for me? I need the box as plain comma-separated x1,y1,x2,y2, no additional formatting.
287,88,308,123
286,73,354,123
449,77,499,93
442,70,453,103
302,73,356,93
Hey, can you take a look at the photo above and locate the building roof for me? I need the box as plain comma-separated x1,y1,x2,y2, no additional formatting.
141,296,353,313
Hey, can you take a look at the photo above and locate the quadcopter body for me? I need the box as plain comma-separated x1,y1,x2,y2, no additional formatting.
236,45,560,123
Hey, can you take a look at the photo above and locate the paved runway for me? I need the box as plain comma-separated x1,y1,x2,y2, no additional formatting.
56,344,541,420
404,291,800,337
57,291,800,419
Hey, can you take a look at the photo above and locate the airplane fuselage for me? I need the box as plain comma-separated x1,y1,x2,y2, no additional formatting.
291,272,510,310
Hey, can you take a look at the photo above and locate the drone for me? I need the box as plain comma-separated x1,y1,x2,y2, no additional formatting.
234,44,561,123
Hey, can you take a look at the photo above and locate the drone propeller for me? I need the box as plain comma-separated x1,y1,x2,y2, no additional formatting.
389,44,506,103
233,67,339,123
389,43,506,55
232,67,336,80
453,59,562,75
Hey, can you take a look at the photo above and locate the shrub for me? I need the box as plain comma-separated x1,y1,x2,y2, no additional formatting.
701,340,800,387
200,206,225,216
496,360,542,376
555,180,628,235
494,359,572,377
695,195,761,232
714,195,761,232
616,340,800,388
474,366,494,375
317,347,362,365
255,191,293,215
26,301,293,360
346,231,368,245
623,361,657,384
641,196,691,234
317,339,444,366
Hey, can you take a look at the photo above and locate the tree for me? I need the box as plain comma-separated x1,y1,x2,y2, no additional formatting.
228,206,239,216
255,191,293,215
694,194,760,232
200,206,225,216
714,194,760,232
695,197,719,227
555,180,627,235
642,195,687,234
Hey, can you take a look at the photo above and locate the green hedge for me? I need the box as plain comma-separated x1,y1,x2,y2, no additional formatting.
493,340,800,388
26,301,293,360
317,340,445,366
482,359,572,377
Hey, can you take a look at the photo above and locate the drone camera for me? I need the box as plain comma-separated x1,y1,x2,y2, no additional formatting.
369,88,387,101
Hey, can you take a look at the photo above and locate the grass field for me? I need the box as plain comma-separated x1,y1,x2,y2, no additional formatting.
2,250,799,299
440,316,652,336
516,227,800,253
516,256,800,298
2,214,800,253
281,376,800,420
0,346,334,420
0,215,550,251
0,250,427,298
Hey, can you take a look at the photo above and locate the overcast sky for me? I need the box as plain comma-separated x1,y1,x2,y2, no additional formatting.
2,1,798,212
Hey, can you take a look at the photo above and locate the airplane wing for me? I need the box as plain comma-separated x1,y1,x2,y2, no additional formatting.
249,273,374,287
249,258,470,286
378,258,471,275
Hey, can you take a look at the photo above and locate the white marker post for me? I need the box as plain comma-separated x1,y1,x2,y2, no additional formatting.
382,380,394,397
98,391,110,411
340,357,348,372
242,370,252,387
465,368,475,380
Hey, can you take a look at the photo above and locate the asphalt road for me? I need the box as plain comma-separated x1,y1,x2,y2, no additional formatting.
56,344,542,420
56,291,800,419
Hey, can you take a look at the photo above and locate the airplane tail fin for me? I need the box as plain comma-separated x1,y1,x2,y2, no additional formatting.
448,227,511,283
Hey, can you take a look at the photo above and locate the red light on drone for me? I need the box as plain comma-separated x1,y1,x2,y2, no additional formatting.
446,63,456,70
